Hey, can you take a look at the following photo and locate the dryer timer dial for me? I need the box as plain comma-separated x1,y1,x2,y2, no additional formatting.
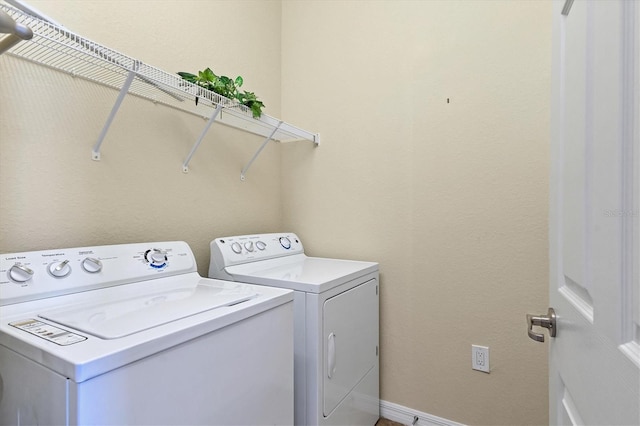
279,237,292,249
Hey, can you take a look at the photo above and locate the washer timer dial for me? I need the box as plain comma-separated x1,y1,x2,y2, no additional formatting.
144,249,168,269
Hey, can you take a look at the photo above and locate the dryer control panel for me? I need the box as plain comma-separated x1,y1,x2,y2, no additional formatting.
0,241,196,306
209,233,304,271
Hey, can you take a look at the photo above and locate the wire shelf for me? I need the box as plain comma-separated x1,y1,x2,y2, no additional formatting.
0,3,318,144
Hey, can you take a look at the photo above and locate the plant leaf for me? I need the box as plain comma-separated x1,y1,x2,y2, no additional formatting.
199,68,216,83
177,72,198,83
250,102,262,118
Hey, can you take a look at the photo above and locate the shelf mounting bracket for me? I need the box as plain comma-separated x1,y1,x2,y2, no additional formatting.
240,121,282,181
561,0,574,15
182,104,223,173
92,68,137,161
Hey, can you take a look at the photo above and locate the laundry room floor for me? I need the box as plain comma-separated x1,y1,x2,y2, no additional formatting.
376,418,404,426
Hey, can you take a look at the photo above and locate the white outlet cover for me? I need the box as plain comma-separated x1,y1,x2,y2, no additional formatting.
472,345,490,373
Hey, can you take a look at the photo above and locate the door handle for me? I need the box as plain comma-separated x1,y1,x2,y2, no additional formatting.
327,332,336,379
526,308,557,342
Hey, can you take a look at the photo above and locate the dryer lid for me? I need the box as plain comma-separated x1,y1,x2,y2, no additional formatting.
225,255,378,293
39,282,257,339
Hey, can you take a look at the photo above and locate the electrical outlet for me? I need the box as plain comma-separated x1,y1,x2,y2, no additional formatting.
472,345,490,373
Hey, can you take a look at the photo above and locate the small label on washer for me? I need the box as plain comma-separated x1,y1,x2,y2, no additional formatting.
10,318,87,346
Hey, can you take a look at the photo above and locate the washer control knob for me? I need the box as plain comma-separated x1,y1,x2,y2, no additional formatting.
9,263,34,283
82,257,103,273
48,260,71,278
231,242,242,254
279,237,292,249
145,249,168,268
244,241,254,252
151,251,165,263
256,241,267,251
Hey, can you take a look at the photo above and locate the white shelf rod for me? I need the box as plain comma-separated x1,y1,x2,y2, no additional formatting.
0,9,32,55
240,121,283,181
92,68,137,161
182,104,223,173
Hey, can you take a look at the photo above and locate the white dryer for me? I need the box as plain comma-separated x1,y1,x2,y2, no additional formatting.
0,241,294,425
209,233,379,426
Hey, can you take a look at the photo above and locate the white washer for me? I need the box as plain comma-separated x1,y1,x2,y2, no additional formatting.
209,233,379,426
0,241,294,426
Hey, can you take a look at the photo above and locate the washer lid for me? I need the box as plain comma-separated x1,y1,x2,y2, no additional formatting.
39,282,257,339
225,254,378,293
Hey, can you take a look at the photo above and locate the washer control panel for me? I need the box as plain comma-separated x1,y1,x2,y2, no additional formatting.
0,241,196,306
10,318,86,346
210,233,304,269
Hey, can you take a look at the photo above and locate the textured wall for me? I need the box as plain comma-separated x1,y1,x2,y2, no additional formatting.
1,0,552,424
0,0,284,275
280,1,551,424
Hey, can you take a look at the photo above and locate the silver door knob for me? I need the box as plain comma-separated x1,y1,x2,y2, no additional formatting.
526,308,557,342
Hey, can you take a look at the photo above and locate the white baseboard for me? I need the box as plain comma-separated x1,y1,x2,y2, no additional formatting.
380,400,465,426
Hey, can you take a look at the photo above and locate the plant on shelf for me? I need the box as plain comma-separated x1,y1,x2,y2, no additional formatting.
177,68,265,118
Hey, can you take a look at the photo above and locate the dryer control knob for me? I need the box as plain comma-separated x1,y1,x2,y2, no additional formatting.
9,263,34,283
256,241,267,251
244,241,254,252
279,237,292,249
231,242,242,254
82,257,103,273
48,260,71,278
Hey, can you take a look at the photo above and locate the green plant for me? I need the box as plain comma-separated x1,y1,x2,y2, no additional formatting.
236,90,265,121
177,68,264,118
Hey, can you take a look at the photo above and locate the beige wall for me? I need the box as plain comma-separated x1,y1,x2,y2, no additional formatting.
1,1,551,425
0,0,284,274
280,1,551,425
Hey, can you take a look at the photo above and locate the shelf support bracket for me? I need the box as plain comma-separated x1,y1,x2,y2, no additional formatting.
182,104,223,173
92,69,137,161
240,121,282,181
561,0,574,15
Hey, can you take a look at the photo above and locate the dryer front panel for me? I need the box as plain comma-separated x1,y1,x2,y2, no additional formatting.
322,278,378,416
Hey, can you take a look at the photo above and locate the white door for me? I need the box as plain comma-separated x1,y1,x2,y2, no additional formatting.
323,278,378,416
543,0,640,424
